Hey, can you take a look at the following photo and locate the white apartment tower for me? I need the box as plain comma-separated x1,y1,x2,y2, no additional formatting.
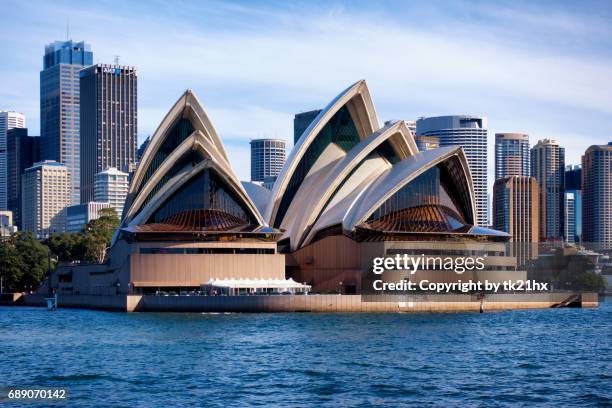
94,167,129,219
21,160,71,238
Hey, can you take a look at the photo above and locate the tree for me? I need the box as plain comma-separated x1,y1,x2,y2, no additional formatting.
14,233,51,292
47,232,85,262
0,232,51,293
0,237,24,292
83,208,120,263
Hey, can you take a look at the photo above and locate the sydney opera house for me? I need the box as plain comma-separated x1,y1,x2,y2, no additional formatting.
47,80,518,298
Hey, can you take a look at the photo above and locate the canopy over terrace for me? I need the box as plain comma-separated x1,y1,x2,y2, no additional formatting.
203,278,311,295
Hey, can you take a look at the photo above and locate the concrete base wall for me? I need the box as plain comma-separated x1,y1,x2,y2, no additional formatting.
20,292,598,312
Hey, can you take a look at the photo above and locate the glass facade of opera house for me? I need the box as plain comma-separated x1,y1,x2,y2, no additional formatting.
44,81,521,297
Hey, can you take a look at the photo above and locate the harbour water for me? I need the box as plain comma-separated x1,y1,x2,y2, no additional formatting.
1,301,611,407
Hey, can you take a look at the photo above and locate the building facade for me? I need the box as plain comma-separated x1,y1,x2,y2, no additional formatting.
66,201,111,233
0,210,16,236
294,109,321,145
250,138,286,183
495,133,530,180
94,167,129,219
415,135,440,152
582,142,612,246
416,115,488,226
531,139,565,241
21,160,71,238
492,176,539,243
0,111,26,209
80,64,138,203
564,165,582,243
40,40,93,205
6,128,40,229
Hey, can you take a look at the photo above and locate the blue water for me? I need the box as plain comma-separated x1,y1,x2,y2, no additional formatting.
1,302,611,407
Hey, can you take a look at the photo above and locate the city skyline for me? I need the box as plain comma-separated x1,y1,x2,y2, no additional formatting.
0,0,610,184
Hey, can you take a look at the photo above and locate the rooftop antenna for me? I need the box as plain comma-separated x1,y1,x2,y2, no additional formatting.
66,20,70,40
114,55,120,66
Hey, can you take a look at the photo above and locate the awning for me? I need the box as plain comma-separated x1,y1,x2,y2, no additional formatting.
205,278,311,290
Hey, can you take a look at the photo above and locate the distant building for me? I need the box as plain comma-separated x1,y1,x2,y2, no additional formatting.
564,192,577,243
94,167,129,219
262,175,277,190
415,135,440,152
22,161,71,238
80,64,138,203
495,133,530,180
40,40,93,205
66,202,111,233
493,176,539,266
582,142,612,246
493,176,539,242
6,128,40,229
565,165,582,190
136,136,150,161
294,109,321,145
416,115,488,226
564,165,582,243
250,139,286,183
0,210,17,237
0,111,26,209
531,139,565,241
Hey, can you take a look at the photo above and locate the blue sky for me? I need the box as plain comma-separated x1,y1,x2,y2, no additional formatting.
1,0,611,183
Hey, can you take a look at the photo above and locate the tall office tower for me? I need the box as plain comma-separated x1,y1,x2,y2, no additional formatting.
6,128,40,228
415,135,440,152
582,142,612,246
530,139,565,241
416,115,488,226
250,138,286,183
21,160,71,238
564,165,582,243
294,109,321,144
0,111,26,209
80,64,138,203
40,40,93,205
493,176,539,242
493,176,539,266
94,167,129,219
495,133,530,180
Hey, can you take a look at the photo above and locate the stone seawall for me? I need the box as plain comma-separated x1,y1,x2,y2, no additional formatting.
20,292,598,312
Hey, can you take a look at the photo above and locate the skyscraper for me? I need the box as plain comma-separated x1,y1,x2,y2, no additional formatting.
21,160,71,238
493,176,539,242
582,142,612,246
495,133,530,180
40,40,93,205
250,138,286,183
493,175,539,266
0,111,26,209
416,115,488,226
6,128,40,228
531,139,565,241
80,64,138,203
294,109,321,145
94,167,129,219
564,165,582,243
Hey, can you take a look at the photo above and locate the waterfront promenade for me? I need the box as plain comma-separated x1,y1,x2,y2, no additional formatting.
14,292,598,312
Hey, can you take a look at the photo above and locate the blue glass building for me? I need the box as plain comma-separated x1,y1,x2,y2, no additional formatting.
40,40,93,205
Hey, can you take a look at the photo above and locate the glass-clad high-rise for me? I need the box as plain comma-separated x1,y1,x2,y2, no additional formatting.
40,40,93,205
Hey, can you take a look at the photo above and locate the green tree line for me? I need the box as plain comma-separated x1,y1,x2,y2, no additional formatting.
0,208,119,293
